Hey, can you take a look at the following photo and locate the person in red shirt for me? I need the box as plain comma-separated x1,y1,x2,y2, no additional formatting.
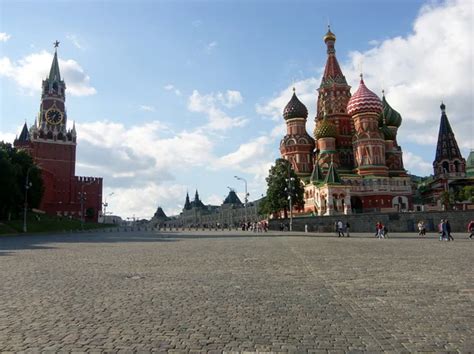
468,220,474,240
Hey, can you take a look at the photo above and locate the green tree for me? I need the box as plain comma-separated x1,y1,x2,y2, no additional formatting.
0,142,44,219
260,158,304,218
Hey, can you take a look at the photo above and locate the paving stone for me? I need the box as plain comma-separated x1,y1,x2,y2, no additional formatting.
0,230,472,351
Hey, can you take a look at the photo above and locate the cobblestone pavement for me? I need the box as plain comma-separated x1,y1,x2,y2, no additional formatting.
0,230,472,352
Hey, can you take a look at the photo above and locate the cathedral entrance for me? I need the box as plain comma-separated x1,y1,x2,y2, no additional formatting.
350,196,363,213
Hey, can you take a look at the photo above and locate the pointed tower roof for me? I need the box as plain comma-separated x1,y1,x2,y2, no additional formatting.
223,190,242,205
321,26,347,87
18,122,30,142
49,43,61,82
153,206,167,219
184,192,191,210
434,103,463,161
310,163,324,184
323,161,342,184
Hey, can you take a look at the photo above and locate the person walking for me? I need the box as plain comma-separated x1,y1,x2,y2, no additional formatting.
345,221,350,237
383,224,389,238
337,220,344,237
376,221,384,239
439,219,446,241
467,220,474,239
446,219,454,241
418,220,426,237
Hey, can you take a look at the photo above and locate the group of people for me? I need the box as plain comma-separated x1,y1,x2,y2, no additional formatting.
375,221,389,239
335,220,350,237
438,219,454,241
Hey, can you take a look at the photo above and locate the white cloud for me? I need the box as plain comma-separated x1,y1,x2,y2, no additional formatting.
66,34,84,50
341,0,473,150
188,90,248,131
0,32,11,42
109,183,187,219
403,151,433,176
206,41,218,52
0,50,96,96
139,105,156,112
204,194,224,206
163,83,181,96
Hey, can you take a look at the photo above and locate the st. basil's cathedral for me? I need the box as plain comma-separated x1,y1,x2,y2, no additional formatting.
279,27,471,215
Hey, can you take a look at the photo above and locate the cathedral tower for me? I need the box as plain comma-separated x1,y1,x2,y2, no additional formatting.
347,75,388,176
315,27,353,173
280,88,315,177
433,103,466,178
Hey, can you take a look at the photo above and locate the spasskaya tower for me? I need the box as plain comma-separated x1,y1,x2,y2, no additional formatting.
14,41,103,221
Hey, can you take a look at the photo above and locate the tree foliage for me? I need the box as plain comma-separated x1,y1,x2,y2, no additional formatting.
259,158,304,218
0,142,44,219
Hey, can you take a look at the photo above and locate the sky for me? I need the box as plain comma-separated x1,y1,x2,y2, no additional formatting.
1,0,473,219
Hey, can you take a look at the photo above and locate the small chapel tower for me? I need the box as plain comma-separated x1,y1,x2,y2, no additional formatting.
280,88,315,177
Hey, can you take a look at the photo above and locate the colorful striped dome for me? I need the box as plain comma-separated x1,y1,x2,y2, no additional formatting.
347,77,382,116
283,90,308,120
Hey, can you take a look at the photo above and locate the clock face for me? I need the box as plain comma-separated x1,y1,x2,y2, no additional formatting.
45,108,63,125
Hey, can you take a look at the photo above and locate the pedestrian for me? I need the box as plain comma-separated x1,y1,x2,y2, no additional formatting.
417,220,426,236
446,219,454,241
438,219,445,241
383,224,389,238
337,220,344,237
376,221,384,239
345,221,350,237
467,220,474,239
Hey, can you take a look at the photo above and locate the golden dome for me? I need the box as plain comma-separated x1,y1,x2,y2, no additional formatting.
323,26,336,42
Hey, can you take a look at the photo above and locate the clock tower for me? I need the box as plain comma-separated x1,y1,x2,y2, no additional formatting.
14,41,102,221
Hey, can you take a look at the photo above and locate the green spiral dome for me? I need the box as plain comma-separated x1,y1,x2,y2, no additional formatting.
314,118,337,139
379,95,402,128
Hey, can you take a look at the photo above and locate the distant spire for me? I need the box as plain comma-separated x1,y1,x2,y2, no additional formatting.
49,41,61,82
18,122,30,142
434,102,462,162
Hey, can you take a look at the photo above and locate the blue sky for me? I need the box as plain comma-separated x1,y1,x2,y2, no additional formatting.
1,0,473,218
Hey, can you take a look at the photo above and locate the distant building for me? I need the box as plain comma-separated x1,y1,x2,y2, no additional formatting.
167,189,262,227
150,206,168,226
14,43,102,221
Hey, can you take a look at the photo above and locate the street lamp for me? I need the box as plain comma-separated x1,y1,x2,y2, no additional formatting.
234,176,248,225
285,176,295,231
102,192,114,223
23,167,33,233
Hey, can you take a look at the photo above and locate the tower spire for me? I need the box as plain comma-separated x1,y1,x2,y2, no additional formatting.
49,40,61,82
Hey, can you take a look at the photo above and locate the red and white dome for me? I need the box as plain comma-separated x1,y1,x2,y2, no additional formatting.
347,77,382,116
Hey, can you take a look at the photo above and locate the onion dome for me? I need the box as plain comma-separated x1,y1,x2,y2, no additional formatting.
323,26,336,42
283,89,308,120
379,124,396,141
314,117,337,139
379,93,402,127
347,75,383,116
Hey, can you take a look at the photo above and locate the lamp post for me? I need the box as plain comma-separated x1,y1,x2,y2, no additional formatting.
102,192,114,223
234,176,248,225
23,167,32,233
285,176,295,231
